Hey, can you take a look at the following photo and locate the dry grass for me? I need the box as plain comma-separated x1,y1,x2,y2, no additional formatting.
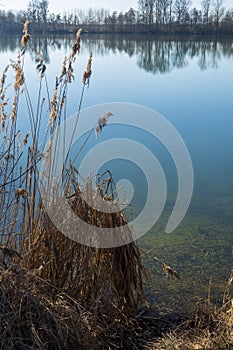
147,304,233,349
1,21,233,350
0,265,99,349
0,21,147,349
0,259,149,349
147,271,233,350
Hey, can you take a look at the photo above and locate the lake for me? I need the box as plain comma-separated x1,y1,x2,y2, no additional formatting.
1,33,233,313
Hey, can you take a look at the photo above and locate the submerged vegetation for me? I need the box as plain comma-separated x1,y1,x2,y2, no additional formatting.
0,21,233,349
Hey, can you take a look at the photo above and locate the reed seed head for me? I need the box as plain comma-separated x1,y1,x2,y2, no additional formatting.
0,65,9,94
10,96,17,120
23,130,30,145
95,111,113,138
13,64,24,90
21,20,31,52
49,81,58,126
70,28,82,59
0,101,7,129
67,62,74,82
15,188,28,201
60,57,67,80
35,54,46,79
21,33,31,49
23,19,29,34
82,52,93,85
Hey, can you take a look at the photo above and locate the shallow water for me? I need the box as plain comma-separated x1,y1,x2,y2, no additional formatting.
1,33,233,313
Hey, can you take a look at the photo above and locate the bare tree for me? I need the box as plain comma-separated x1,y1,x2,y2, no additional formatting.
201,0,211,25
124,7,136,25
27,0,39,22
96,8,105,24
190,7,202,26
174,0,192,25
27,0,49,23
39,0,49,22
156,0,172,24
212,0,225,29
147,0,156,28
137,0,155,27
138,0,147,23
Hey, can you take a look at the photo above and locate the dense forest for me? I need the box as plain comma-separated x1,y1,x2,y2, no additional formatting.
0,0,233,34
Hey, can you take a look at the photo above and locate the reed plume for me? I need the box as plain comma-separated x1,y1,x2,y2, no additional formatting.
21,19,31,50
70,28,82,59
82,52,93,85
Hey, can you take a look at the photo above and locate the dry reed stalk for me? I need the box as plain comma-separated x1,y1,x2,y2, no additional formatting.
154,256,181,280
0,265,102,349
22,169,146,315
0,22,147,349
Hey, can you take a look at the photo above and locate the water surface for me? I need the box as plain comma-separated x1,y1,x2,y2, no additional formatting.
1,33,233,313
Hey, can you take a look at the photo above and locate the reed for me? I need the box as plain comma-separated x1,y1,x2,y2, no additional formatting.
0,21,146,349
2,21,232,350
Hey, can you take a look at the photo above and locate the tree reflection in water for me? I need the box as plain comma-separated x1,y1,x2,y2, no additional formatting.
0,34,232,73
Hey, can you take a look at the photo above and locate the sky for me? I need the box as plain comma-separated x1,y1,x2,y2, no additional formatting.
0,0,232,13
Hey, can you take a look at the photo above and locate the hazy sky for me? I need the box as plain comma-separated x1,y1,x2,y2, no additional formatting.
1,0,232,13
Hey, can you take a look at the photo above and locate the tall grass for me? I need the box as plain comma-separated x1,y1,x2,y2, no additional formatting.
1,22,232,350
0,22,146,349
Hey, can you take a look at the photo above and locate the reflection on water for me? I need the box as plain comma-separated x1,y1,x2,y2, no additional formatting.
0,33,233,313
1,34,233,74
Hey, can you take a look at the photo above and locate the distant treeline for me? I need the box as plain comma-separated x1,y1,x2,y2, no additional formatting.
0,0,233,34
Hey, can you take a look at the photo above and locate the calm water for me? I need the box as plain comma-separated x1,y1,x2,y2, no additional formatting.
1,34,233,313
